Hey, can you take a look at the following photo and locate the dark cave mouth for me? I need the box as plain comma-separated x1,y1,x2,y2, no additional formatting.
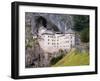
36,16,47,28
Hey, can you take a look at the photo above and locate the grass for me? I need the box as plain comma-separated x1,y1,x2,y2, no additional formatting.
52,48,89,67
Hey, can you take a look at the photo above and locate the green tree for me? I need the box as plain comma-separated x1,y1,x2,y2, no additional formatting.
80,27,89,43
50,54,64,65
73,15,89,32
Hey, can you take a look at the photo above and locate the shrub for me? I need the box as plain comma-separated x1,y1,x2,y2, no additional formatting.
50,54,64,65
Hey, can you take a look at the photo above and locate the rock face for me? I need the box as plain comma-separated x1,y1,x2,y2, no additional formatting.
25,12,74,68
26,12,74,34
25,40,46,67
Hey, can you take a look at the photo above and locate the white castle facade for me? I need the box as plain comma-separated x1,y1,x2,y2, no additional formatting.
33,26,79,53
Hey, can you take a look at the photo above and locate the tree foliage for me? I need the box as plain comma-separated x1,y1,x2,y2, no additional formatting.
80,28,89,43
73,15,89,43
73,15,89,31
50,54,64,65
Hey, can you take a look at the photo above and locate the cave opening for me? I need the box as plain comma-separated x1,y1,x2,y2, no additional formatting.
35,16,47,28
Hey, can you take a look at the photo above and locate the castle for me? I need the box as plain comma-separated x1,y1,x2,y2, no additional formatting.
33,26,79,53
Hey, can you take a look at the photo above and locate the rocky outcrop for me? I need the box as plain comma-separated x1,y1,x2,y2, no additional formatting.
25,12,74,34
25,40,45,68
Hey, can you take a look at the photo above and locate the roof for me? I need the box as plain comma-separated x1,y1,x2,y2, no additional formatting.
41,29,55,35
